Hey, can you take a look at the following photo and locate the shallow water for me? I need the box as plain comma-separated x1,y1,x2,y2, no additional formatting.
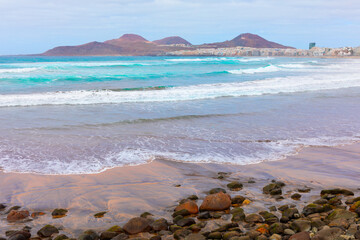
1,56,360,174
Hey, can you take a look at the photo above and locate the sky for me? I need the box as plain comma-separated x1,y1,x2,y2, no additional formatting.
0,0,359,55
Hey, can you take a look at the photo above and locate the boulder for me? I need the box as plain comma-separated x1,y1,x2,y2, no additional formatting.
312,227,344,240
175,201,199,214
37,225,59,238
199,192,231,211
51,208,68,218
320,188,354,196
231,195,245,205
327,209,357,220
263,183,282,195
150,218,168,231
226,181,243,191
100,231,118,240
123,217,151,234
7,210,30,222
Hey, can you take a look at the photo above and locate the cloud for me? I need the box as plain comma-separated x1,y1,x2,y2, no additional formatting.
0,0,359,54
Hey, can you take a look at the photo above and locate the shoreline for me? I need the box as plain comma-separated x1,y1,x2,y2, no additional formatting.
1,142,360,237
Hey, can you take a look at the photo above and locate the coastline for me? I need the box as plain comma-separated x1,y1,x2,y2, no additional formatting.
1,142,360,236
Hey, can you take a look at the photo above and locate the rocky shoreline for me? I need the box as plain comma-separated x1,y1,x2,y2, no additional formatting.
2,174,360,240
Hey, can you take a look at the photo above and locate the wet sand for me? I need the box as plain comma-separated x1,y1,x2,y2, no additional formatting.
0,143,360,236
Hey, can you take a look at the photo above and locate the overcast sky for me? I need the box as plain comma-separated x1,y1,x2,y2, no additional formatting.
0,0,359,55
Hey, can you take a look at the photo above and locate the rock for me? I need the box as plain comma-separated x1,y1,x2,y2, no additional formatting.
54,234,69,240
320,189,354,196
173,215,184,224
231,208,245,221
94,211,107,218
298,188,311,193
184,233,205,240
7,210,30,222
140,212,153,218
8,231,31,240
226,181,243,191
328,218,350,228
207,232,222,239
6,206,21,213
311,219,325,229
350,201,360,212
223,231,240,240
176,218,196,227
213,223,239,232
174,229,191,240
291,193,302,200
290,220,311,232
289,231,310,240
269,234,282,240
263,182,285,195
282,208,299,219
150,218,168,231
313,199,328,205
175,201,199,214
111,233,128,240
78,230,99,240
100,231,118,240
269,223,283,235
51,208,68,218
197,211,211,219
269,206,277,212
256,224,270,235
107,226,124,233
327,209,357,220
172,209,190,218
284,229,295,235
312,227,344,240
245,214,264,223
169,225,182,233
150,236,161,240
231,196,245,205
31,212,45,218
37,225,59,238
123,217,151,234
188,195,199,201
0,203,6,210
199,192,231,211
302,204,324,216
209,188,227,194
278,205,289,212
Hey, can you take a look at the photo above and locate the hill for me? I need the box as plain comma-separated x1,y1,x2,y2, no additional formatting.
153,36,191,46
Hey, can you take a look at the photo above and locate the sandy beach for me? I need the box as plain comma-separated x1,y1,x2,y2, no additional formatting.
1,143,359,237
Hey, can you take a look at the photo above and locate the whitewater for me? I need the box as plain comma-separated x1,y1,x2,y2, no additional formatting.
1,56,360,174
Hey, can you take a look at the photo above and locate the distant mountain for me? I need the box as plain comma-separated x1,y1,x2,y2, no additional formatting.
153,36,191,46
42,33,293,56
201,33,293,49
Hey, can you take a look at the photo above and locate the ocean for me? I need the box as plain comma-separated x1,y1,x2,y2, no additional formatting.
1,56,360,174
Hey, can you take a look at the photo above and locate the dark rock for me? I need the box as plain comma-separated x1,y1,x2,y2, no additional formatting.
278,205,289,212
328,218,350,228
100,231,118,240
54,234,69,240
302,204,324,216
282,208,299,219
150,236,161,240
175,201,199,214
31,212,45,218
226,181,243,191
289,231,310,240
174,229,191,240
211,212,223,219
209,188,226,194
79,230,99,240
328,196,342,206
207,232,222,239
7,210,30,222
140,212,153,218
169,225,182,233
311,219,325,229
199,192,231,211
0,203,6,211
188,195,199,201
111,233,128,240
150,218,168,231
197,211,211,220
320,188,354,196
298,188,311,193
313,199,328,205
94,212,107,218
51,208,68,218
123,217,151,234
290,220,311,232
231,196,245,205
245,214,264,223
8,231,31,240
269,206,277,212
37,225,59,238
177,218,196,227
8,234,26,240
355,231,360,239
6,206,21,214
213,223,238,232
172,209,190,218
173,215,184,224
263,183,283,195
291,193,301,200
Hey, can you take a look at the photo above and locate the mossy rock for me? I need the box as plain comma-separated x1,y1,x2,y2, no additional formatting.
54,234,69,240
140,212,153,218
207,232,222,239
320,188,354,196
209,188,226,194
187,195,199,201
327,209,357,220
269,223,283,235
51,208,68,218
94,211,107,218
107,225,124,233
172,209,190,218
227,181,243,191
37,225,59,238
291,193,301,200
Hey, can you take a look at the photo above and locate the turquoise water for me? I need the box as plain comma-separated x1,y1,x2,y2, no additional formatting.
1,56,360,174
